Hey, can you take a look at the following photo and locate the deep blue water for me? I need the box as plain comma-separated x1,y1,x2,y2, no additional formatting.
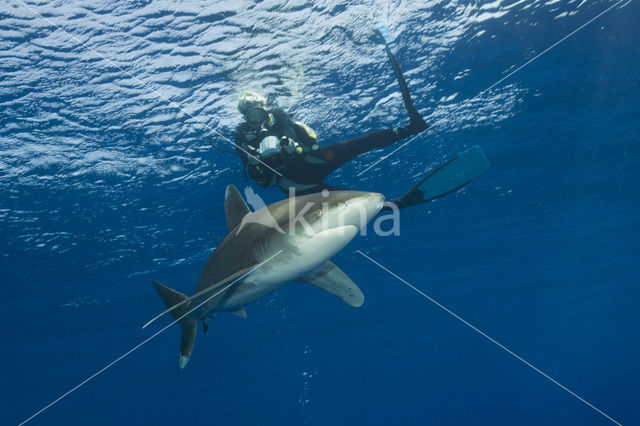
1,0,639,425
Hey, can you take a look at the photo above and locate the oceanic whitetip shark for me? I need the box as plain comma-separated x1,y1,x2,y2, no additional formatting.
144,185,384,368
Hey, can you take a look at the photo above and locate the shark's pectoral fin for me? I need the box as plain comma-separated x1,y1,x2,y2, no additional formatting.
299,261,364,308
229,307,247,318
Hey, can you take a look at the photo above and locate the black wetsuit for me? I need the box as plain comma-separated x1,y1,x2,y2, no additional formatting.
235,110,420,195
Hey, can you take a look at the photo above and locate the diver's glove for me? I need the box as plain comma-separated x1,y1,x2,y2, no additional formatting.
280,136,304,156
248,164,275,188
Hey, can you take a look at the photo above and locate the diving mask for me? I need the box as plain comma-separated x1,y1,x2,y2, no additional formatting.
246,106,269,127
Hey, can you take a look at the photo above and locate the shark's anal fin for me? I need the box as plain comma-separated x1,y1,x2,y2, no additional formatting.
299,261,364,308
229,307,247,318
225,184,251,233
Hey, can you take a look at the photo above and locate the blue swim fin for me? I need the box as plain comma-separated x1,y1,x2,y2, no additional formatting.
392,146,490,209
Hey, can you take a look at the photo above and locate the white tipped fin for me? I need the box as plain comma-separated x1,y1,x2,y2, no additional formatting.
299,261,364,308
180,355,190,369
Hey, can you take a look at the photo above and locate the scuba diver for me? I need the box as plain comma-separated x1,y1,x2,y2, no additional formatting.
230,37,489,209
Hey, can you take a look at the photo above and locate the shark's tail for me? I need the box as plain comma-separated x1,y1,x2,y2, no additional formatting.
151,280,198,369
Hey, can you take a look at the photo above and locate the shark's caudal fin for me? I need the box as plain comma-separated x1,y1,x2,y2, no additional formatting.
150,280,198,369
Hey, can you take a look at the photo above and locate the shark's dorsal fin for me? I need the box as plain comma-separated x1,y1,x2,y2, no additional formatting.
299,261,364,307
225,184,251,233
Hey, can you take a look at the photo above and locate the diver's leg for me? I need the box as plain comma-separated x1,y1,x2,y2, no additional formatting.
382,31,428,135
310,125,417,181
316,129,397,169
314,115,428,171
384,193,420,210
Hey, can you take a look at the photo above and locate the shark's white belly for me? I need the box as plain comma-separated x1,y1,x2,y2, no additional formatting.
218,225,359,310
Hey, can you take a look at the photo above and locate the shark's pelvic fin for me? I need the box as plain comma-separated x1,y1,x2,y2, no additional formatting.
150,280,198,369
225,184,251,233
299,261,364,308
229,307,247,318
201,316,209,333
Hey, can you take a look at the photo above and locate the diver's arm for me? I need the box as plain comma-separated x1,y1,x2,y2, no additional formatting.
273,109,317,148
234,131,248,160
270,109,305,143
291,121,318,149
240,138,276,188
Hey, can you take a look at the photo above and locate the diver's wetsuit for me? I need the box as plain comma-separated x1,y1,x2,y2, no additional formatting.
283,128,421,194
234,112,422,195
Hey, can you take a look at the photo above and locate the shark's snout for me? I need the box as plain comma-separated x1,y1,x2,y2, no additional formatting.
362,192,385,223
368,193,385,213
340,192,385,230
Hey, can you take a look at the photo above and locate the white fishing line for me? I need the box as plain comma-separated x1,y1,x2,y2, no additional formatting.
18,251,283,426
357,0,630,176
357,250,622,426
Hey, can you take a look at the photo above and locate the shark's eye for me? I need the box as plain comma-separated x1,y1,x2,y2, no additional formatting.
316,209,323,216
